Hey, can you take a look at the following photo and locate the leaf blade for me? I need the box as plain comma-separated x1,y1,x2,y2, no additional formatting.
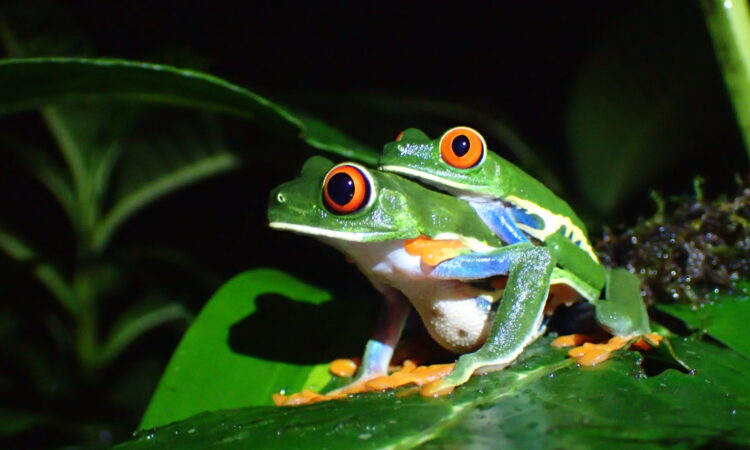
139,269,334,430
0,57,378,164
93,151,238,251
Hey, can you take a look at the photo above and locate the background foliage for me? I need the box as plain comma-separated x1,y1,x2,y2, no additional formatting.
0,0,748,448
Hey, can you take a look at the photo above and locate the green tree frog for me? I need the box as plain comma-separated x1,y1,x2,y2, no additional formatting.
268,155,658,401
379,127,661,387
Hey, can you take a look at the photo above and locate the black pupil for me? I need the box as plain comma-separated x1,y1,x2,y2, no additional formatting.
327,172,356,205
452,135,471,156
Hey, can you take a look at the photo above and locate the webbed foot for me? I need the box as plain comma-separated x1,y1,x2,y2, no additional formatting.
273,359,456,406
419,350,502,397
552,332,664,366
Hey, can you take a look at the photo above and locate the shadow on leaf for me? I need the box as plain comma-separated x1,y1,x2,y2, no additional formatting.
229,293,371,365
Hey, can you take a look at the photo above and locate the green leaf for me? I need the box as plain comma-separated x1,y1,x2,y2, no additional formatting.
99,302,192,366
0,225,35,261
139,269,335,430
92,116,240,251
657,283,750,359
0,57,378,164
120,337,750,449
0,225,76,313
700,0,750,161
0,408,43,437
566,6,716,216
8,144,77,222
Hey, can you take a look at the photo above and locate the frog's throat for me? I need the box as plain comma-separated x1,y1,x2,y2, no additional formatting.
269,222,399,241
270,222,498,253
378,165,495,201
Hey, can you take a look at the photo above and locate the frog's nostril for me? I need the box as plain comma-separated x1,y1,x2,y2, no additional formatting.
276,192,287,204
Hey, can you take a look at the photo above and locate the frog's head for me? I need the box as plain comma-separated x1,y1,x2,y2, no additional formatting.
379,126,502,198
268,156,425,242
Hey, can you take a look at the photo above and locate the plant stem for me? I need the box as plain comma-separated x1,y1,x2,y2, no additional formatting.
74,268,99,377
701,0,750,161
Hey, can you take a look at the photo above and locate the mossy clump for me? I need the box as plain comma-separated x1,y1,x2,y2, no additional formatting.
595,177,750,306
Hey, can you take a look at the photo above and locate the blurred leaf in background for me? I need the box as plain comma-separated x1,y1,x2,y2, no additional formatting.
567,3,744,221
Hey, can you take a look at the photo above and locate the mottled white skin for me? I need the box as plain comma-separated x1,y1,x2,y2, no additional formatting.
320,238,498,353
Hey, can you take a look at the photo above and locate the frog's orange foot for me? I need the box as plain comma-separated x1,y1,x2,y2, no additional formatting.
630,332,664,351
273,361,456,406
551,333,600,348
329,358,358,377
366,361,455,391
404,235,467,266
566,335,631,366
562,333,664,367
273,379,371,406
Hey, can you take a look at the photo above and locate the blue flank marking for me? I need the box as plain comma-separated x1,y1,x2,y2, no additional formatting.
470,202,529,244
432,252,512,279
508,204,544,230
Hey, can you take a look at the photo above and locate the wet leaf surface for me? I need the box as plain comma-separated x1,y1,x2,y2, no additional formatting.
123,334,750,449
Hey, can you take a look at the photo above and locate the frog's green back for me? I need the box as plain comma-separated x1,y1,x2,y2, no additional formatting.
379,128,596,259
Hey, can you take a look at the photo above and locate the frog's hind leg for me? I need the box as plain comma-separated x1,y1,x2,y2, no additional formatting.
422,243,556,396
343,286,412,386
275,287,411,406
558,268,662,367
595,268,651,337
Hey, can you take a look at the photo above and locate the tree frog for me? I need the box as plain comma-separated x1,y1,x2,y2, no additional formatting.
268,155,655,401
379,127,660,391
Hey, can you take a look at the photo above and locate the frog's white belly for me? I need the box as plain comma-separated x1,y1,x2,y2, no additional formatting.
327,239,496,353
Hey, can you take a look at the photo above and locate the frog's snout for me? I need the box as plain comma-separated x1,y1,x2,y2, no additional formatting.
268,185,288,206
267,187,288,223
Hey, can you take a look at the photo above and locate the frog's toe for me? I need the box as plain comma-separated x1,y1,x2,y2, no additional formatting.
329,358,358,377
630,332,664,350
565,333,666,366
275,361,457,406
366,361,454,391
551,333,601,348
567,335,634,366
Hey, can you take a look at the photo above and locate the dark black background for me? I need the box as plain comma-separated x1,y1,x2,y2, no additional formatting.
1,1,748,446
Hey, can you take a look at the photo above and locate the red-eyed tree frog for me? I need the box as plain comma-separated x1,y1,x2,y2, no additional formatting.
379,127,661,393
268,155,659,403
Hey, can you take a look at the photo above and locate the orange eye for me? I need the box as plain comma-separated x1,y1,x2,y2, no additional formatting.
322,164,372,214
439,126,485,168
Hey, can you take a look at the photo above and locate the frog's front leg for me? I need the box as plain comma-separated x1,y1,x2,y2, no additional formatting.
553,268,661,365
423,243,556,396
329,285,411,396
353,286,411,382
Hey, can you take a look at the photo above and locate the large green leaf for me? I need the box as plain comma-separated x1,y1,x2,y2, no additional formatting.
700,0,750,161
139,269,337,430
121,336,750,449
0,57,378,164
657,283,750,360
91,113,239,251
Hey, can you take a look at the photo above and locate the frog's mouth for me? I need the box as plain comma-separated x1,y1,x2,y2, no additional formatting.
379,165,494,202
268,221,402,242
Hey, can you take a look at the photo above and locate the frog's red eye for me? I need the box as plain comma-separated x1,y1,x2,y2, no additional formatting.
439,126,485,169
322,164,372,214
394,130,405,141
